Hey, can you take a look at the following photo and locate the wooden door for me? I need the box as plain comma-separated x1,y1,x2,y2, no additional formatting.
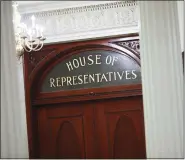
94,96,146,159
37,101,97,159
23,34,146,158
36,95,146,159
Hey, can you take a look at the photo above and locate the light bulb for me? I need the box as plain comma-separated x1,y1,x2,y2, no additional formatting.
31,15,36,28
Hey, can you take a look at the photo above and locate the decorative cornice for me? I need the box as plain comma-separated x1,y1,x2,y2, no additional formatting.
21,1,137,20
20,1,139,44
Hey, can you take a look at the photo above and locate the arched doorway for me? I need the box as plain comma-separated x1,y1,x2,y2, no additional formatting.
23,33,146,158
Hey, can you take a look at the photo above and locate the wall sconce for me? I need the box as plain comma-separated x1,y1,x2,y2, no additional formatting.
12,1,46,59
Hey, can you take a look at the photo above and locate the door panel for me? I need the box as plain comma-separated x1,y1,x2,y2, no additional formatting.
37,102,96,158
94,96,146,159
36,96,146,159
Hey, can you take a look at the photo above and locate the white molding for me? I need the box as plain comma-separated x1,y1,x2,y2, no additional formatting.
177,1,184,51
1,1,29,158
20,1,137,17
20,1,139,44
44,27,139,44
139,1,183,158
18,1,115,14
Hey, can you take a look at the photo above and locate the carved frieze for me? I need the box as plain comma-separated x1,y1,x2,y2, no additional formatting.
20,1,139,44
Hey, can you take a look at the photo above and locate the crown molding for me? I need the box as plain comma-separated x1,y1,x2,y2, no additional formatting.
19,1,119,14
20,1,139,44
44,27,139,44
21,1,137,19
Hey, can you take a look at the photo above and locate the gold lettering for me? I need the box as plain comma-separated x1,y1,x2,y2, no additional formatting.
72,76,77,85
48,69,139,88
87,55,94,65
126,70,131,80
66,77,72,86
73,59,79,68
100,73,108,82
131,70,137,79
112,56,118,66
56,77,61,87
113,72,117,80
106,55,112,65
61,77,66,86
84,75,89,84
78,75,83,84
117,71,124,80
79,57,86,67
95,73,101,82
50,78,56,87
95,55,101,64
89,74,95,83
106,72,113,81
66,61,73,71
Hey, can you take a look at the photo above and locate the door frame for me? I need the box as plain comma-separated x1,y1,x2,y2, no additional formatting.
23,33,142,158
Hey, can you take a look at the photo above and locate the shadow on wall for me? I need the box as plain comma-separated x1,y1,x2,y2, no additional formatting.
182,51,184,73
